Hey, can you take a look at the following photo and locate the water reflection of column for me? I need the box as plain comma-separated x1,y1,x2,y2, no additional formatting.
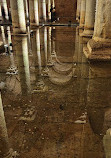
47,27,53,66
74,28,79,63
44,27,48,65
32,29,47,92
41,27,49,76
0,92,13,158
42,0,47,22
87,66,105,135
14,35,31,94
36,29,41,74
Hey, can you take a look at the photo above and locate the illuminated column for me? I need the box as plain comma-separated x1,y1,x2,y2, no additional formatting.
42,0,47,22
0,92,13,158
48,0,51,20
1,26,6,45
14,35,31,94
76,0,81,22
103,129,111,158
24,0,29,23
10,0,26,34
39,0,43,21
80,0,96,37
83,0,111,61
79,0,86,28
6,27,18,75
29,0,39,26
52,0,55,8
1,0,9,20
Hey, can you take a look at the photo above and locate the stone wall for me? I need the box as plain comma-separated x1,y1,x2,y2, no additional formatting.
55,0,77,23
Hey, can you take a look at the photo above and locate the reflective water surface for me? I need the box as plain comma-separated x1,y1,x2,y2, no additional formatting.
0,26,111,158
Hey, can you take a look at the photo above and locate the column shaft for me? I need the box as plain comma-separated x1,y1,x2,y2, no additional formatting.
48,0,51,20
1,0,9,20
80,0,86,28
76,0,81,22
29,0,39,26
0,92,13,158
10,0,26,34
42,0,47,22
24,0,29,23
81,0,96,37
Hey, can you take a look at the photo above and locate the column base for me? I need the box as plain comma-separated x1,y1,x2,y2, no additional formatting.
30,23,39,27
83,39,111,61
80,32,93,38
77,25,84,30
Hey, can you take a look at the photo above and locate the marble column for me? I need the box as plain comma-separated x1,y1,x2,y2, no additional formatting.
0,92,13,158
10,0,26,34
76,0,81,22
29,0,39,26
83,0,111,61
79,0,86,29
80,0,96,37
48,0,51,20
42,0,47,22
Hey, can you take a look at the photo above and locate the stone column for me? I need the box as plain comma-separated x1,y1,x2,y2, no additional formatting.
80,0,96,37
103,129,111,158
24,0,29,23
39,0,43,22
79,0,86,29
83,0,111,61
42,0,47,22
48,0,51,20
76,0,81,22
0,92,13,158
29,0,39,26
1,0,9,20
52,0,55,8
10,0,26,34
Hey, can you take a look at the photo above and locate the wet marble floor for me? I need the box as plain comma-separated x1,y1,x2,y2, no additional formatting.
0,26,111,158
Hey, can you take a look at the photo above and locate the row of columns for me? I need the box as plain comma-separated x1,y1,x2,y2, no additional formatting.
76,0,111,61
0,0,55,34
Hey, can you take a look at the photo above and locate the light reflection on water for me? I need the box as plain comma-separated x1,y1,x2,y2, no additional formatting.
0,26,111,157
